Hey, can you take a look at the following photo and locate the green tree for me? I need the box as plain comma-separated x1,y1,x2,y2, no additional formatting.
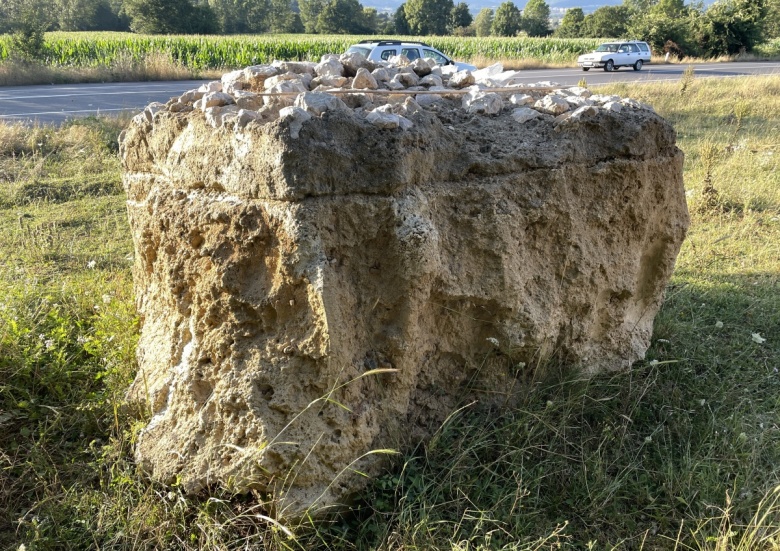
404,0,455,35
393,4,411,34
491,1,521,36
765,0,780,39
450,2,472,32
622,0,656,14
3,0,54,59
208,0,270,33
554,7,583,37
55,0,102,30
268,0,300,32
375,11,394,33
299,0,325,32
363,7,379,32
697,0,766,56
627,10,693,53
651,0,686,17
473,7,493,36
125,0,217,33
316,0,371,33
581,5,631,37
521,0,549,36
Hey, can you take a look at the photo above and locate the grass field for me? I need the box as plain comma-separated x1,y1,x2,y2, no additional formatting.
0,74,779,550
2,32,779,87
0,33,606,86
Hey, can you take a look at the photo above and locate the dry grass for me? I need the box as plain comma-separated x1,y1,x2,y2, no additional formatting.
0,53,221,87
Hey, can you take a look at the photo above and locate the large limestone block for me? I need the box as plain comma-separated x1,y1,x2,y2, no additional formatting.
120,102,688,518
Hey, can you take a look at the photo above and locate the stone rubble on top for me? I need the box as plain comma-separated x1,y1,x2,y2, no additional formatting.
135,52,655,134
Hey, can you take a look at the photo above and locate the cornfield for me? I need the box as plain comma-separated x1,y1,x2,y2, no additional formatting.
0,32,604,69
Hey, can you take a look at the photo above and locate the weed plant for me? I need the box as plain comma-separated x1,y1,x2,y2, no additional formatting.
0,76,779,550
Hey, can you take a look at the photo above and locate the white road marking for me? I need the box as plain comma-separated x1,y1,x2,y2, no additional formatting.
0,107,132,118
0,89,191,100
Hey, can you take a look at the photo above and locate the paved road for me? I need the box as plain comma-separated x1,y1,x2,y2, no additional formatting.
1,61,778,124
0,80,204,124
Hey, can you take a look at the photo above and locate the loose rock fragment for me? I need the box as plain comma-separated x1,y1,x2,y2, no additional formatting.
366,108,413,130
448,70,476,88
463,89,503,115
278,105,312,138
509,93,534,106
352,68,378,90
315,56,344,78
340,52,375,76
294,92,348,116
202,92,236,109
535,94,570,115
511,106,543,123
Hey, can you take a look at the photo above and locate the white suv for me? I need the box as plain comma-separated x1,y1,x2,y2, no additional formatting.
577,41,651,72
346,40,477,71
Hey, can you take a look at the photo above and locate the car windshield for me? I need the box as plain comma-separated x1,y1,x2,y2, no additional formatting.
595,43,619,53
346,46,371,57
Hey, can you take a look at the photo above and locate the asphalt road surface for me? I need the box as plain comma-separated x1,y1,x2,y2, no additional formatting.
1,61,778,124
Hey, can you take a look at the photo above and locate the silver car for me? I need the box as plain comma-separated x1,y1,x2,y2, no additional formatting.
577,41,652,72
346,40,477,71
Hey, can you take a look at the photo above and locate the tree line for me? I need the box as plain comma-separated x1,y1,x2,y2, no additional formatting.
551,0,779,58
1,0,778,58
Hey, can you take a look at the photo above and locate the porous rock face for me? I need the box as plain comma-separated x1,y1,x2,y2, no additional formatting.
121,82,688,518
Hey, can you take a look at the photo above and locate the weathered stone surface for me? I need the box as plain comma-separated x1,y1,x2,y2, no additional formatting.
198,81,222,94
263,80,308,107
201,92,235,109
277,106,312,138
410,58,433,77
204,105,239,128
371,67,395,82
264,72,310,90
509,93,534,106
315,57,344,78
243,65,279,90
273,61,316,76
535,94,570,115
463,89,503,114
351,68,378,90
393,71,419,88
121,81,688,520
221,69,246,94
235,91,264,111
448,70,475,88
312,75,349,88
365,107,413,130
416,93,443,107
419,74,443,87
511,106,543,123
339,52,375,76
294,92,348,116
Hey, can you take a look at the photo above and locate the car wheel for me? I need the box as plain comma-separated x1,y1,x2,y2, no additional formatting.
604,60,614,72
582,67,590,71
633,59,643,71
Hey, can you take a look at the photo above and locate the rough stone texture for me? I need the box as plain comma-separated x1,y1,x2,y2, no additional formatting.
121,74,688,519
351,68,378,90
463,89,503,114
448,70,476,88
535,95,570,115
511,106,543,123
